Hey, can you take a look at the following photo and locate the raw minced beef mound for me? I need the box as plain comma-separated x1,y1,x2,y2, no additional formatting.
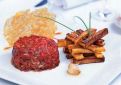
12,35,60,71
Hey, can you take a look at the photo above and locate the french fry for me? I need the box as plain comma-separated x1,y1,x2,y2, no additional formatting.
74,31,88,44
66,34,105,53
83,53,95,57
76,29,84,35
95,46,105,53
72,54,84,60
68,44,75,49
66,33,86,47
73,56,105,64
67,44,80,53
87,45,105,53
89,28,97,35
58,39,67,47
65,38,74,46
70,32,78,38
79,42,85,47
66,53,73,59
83,28,108,47
66,33,100,52
72,48,93,54
94,39,105,46
68,44,75,53
63,47,69,53
95,53,104,58
74,29,97,45
66,34,75,42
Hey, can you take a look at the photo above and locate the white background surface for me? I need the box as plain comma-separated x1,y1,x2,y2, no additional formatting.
0,0,121,85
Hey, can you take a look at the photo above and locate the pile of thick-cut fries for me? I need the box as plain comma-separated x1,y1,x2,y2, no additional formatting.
58,28,108,64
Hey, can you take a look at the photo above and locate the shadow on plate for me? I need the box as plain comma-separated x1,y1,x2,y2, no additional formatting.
110,23,121,35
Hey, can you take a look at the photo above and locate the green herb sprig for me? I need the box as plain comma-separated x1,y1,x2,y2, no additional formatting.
34,15,74,31
89,12,91,35
34,12,92,34
74,12,92,35
74,16,89,30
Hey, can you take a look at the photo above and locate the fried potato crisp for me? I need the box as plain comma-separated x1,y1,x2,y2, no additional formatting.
4,8,56,46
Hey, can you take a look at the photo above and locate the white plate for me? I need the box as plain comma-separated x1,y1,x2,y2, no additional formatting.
0,0,121,85
114,15,121,29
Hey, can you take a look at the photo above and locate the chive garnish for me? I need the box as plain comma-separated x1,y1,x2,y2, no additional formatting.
89,12,91,29
89,12,91,35
34,13,92,34
74,16,88,30
34,15,74,31
74,12,92,35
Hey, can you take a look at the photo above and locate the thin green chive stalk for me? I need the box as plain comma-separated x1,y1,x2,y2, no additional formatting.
74,13,92,35
74,16,89,30
34,15,74,31
89,12,91,29
89,12,91,35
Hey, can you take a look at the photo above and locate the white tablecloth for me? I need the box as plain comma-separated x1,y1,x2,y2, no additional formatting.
0,0,121,85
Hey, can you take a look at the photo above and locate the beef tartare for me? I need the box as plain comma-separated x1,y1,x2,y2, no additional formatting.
12,35,60,71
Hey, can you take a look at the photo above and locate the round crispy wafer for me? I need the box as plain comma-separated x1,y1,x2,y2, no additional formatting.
4,8,57,46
